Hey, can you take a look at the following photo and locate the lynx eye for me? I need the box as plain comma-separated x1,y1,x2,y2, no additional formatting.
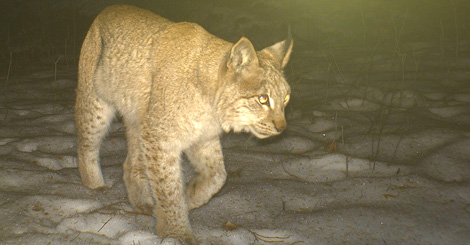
284,94,290,103
258,94,269,105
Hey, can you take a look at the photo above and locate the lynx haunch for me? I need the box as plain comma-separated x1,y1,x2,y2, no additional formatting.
75,5,293,244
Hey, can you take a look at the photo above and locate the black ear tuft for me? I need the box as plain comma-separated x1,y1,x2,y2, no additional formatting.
261,27,294,69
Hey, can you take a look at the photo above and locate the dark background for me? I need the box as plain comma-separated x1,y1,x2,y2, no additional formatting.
1,0,468,75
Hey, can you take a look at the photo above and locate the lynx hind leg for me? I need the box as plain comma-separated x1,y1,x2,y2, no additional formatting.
185,137,227,210
75,93,114,189
123,126,154,214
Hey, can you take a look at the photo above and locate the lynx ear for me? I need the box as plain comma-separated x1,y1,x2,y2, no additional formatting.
227,37,259,73
261,30,293,69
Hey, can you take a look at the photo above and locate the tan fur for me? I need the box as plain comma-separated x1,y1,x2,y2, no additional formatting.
75,5,293,244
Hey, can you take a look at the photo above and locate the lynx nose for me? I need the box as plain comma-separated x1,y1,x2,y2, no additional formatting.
273,118,287,133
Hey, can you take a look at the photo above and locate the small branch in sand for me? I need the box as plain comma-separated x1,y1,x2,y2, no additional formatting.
51,57,61,110
3,51,12,121
450,0,459,61
97,216,113,233
326,32,344,79
250,230,291,243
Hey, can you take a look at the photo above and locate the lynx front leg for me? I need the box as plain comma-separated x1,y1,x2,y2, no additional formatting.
185,136,227,210
141,132,195,244
75,93,114,189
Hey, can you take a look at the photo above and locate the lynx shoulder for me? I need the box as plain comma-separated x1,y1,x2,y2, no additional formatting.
75,5,293,244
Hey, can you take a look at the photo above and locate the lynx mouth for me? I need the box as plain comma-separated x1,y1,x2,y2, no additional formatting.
248,126,280,139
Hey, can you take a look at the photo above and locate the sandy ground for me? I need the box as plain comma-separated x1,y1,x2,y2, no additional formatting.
1,42,470,244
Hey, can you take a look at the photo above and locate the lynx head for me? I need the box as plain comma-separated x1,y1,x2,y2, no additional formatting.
218,34,293,139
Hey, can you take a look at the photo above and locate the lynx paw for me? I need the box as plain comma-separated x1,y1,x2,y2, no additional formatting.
187,171,226,209
157,222,196,245
186,178,211,210
132,201,153,215
159,234,197,245
128,192,154,214
82,177,106,190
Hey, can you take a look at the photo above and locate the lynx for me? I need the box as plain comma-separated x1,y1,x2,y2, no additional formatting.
75,5,293,244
